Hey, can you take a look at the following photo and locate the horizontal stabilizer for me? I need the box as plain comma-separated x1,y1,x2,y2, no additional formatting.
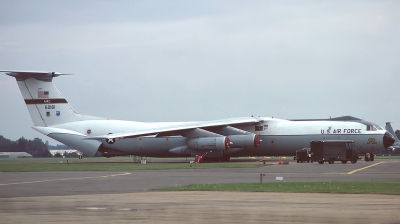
1,70,72,82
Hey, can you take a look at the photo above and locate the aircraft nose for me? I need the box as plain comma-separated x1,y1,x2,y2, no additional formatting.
383,131,395,148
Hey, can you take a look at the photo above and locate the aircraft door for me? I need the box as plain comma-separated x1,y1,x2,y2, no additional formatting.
137,137,145,151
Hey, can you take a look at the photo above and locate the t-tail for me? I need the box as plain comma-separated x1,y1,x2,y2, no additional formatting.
3,71,101,127
3,71,104,157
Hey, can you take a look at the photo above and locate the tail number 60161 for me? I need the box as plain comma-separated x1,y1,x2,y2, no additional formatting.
45,105,55,109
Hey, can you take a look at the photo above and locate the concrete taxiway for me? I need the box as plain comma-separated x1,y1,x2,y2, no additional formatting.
1,159,400,223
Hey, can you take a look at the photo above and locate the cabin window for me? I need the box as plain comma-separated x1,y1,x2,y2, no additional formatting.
346,142,355,150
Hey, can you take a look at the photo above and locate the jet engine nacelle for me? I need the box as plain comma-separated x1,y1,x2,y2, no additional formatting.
228,134,261,148
187,137,230,151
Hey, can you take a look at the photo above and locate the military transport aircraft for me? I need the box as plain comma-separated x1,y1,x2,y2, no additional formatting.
3,71,395,161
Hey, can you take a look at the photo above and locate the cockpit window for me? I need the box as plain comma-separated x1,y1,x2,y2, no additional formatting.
366,125,377,131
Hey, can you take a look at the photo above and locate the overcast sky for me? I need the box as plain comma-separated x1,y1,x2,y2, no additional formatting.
1,0,399,145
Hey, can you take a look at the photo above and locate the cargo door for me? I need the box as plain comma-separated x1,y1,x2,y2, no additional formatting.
138,137,145,152
346,149,352,160
310,141,323,160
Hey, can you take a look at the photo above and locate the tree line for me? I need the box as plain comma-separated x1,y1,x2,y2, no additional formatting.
0,135,83,158
0,135,52,157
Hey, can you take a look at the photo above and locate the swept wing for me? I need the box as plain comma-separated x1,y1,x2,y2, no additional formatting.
86,117,260,140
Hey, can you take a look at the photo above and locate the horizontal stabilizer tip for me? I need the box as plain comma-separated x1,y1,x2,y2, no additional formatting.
1,71,73,81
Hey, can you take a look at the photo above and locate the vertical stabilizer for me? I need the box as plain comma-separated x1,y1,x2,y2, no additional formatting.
3,71,101,127
385,122,400,142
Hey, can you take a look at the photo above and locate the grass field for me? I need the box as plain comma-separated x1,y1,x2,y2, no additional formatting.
0,157,265,172
155,181,400,195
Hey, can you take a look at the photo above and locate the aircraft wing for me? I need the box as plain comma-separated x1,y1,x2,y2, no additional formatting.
86,117,260,140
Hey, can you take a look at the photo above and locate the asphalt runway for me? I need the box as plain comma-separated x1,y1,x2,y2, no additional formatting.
1,158,399,198
1,158,400,223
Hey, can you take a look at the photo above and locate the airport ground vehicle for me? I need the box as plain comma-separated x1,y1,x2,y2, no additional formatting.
310,140,359,164
295,148,311,163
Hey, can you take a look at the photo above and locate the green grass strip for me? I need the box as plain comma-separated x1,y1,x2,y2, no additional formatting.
155,181,400,195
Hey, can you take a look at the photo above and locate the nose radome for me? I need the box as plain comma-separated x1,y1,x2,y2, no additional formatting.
383,131,395,148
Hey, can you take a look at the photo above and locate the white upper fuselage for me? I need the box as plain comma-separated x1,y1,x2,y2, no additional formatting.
38,117,383,138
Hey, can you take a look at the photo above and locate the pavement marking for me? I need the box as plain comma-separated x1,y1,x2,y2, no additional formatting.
347,162,384,174
0,172,131,186
77,207,107,210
